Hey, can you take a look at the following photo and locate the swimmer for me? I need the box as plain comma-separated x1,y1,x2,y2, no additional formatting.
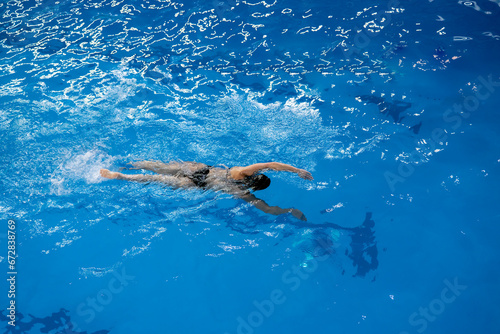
100,161,313,221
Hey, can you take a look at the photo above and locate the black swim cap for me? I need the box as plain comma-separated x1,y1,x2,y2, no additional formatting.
245,174,271,191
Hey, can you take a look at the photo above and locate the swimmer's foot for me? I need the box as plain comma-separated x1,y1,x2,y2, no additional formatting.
100,169,119,179
126,161,142,170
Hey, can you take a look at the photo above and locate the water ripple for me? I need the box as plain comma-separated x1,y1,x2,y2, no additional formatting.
1,0,498,258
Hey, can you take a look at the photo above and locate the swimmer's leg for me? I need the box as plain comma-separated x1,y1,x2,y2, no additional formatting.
128,160,205,175
127,161,182,174
100,169,193,189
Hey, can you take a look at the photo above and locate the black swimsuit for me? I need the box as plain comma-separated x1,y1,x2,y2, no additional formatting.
188,166,212,189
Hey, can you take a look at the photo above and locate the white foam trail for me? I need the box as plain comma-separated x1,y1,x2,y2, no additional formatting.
50,149,115,195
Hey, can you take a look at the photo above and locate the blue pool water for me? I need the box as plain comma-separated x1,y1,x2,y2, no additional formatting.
1,0,500,333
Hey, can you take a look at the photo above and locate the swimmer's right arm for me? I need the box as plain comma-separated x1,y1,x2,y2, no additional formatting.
240,193,307,221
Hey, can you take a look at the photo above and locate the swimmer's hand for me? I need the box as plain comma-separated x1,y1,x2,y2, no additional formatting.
297,169,313,180
290,208,307,221
100,169,118,179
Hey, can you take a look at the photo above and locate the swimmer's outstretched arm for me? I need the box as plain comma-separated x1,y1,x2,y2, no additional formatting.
233,162,313,180
240,193,307,221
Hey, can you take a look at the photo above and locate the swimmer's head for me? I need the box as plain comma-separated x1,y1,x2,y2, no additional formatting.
245,174,271,191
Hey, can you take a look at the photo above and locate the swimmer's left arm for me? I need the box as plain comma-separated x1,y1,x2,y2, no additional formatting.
238,162,313,180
